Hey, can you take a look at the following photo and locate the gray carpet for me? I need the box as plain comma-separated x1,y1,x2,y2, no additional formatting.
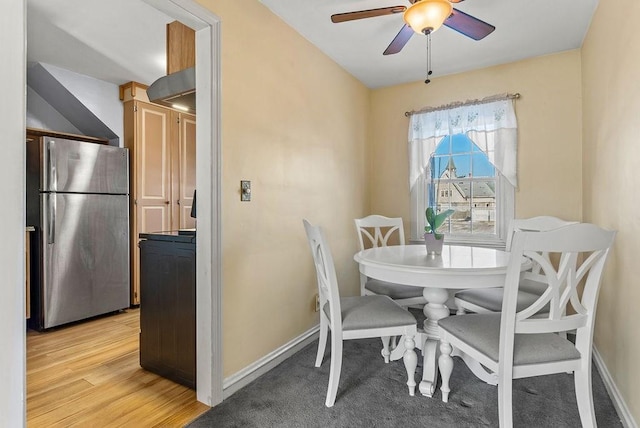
188,314,622,427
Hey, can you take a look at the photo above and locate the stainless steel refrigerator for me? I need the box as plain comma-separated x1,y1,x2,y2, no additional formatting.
26,136,130,330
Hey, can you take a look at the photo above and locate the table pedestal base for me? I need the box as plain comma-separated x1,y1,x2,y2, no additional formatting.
389,286,499,397
418,338,439,396
419,287,449,397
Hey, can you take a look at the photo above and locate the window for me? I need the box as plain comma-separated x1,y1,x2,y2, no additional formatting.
424,134,513,246
407,97,518,247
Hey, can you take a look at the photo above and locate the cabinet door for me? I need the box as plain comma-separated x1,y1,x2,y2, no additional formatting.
132,101,172,304
171,111,196,230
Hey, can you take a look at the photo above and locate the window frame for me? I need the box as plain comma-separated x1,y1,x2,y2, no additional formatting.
410,135,514,248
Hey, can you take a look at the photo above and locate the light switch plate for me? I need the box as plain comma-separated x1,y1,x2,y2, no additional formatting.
241,180,251,201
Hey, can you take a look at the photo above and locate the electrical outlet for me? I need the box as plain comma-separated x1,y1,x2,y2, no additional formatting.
315,293,320,312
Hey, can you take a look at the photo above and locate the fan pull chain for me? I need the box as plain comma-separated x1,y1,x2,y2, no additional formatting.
425,32,433,84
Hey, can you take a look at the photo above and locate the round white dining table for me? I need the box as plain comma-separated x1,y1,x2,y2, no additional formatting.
354,244,529,397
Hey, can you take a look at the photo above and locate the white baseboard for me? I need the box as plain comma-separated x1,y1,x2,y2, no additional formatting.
593,346,638,428
222,325,320,399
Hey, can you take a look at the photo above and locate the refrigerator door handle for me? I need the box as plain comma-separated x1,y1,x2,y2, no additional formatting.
47,193,56,244
46,140,57,191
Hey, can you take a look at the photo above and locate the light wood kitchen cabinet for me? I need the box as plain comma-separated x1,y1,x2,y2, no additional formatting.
171,112,197,229
122,96,195,305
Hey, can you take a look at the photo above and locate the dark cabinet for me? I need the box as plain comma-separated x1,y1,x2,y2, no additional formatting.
139,232,195,389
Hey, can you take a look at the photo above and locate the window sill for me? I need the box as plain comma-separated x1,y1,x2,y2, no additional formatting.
409,236,506,250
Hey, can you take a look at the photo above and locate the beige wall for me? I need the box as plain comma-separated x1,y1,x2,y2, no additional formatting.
189,3,639,422
369,51,583,227
197,1,370,377
582,0,640,422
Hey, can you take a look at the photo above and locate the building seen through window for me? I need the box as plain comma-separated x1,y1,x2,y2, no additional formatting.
428,134,497,237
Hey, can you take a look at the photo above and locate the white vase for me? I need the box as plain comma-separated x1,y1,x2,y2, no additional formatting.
424,233,444,255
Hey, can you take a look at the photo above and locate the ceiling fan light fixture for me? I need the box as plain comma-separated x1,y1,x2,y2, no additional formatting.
404,0,453,35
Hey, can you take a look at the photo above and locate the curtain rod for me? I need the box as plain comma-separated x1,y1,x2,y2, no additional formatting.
404,92,520,117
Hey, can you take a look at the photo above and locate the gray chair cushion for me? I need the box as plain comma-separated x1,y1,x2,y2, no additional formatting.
439,313,580,365
323,295,417,331
365,279,424,299
519,278,548,295
455,287,549,313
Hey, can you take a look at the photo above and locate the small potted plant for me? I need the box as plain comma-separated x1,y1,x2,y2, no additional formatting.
424,207,454,255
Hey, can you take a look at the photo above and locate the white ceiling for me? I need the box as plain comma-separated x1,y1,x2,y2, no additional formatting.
260,0,599,88
27,0,599,89
27,0,173,86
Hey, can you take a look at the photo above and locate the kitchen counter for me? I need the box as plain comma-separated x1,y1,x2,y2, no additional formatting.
139,229,195,243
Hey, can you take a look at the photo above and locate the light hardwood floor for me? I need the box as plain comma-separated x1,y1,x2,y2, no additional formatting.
27,309,210,427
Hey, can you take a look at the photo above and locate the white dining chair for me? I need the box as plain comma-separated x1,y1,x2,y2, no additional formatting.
454,216,577,314
438,223,616,427
303,219,418,407
354,215,426,307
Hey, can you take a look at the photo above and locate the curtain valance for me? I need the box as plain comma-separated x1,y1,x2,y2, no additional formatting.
408,98,518,189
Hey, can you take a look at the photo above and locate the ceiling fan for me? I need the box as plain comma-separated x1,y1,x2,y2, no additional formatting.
331,0,495,55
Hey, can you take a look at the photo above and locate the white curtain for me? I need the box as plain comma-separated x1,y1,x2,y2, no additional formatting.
408,99,518,191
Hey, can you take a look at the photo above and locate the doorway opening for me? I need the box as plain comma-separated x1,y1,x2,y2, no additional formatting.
22,0,222,421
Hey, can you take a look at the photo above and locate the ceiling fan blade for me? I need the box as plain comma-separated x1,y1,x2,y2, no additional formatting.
383,24,414,55
331,6,406,23
444,8,495,40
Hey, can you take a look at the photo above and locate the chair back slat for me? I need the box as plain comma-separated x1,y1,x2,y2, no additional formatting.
304,220,343,332
355,215,405,250
516,251,576,320
505,216,577,251
515,284,552,320
517,314,588,334
502,223,615,355
504,217,578,301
